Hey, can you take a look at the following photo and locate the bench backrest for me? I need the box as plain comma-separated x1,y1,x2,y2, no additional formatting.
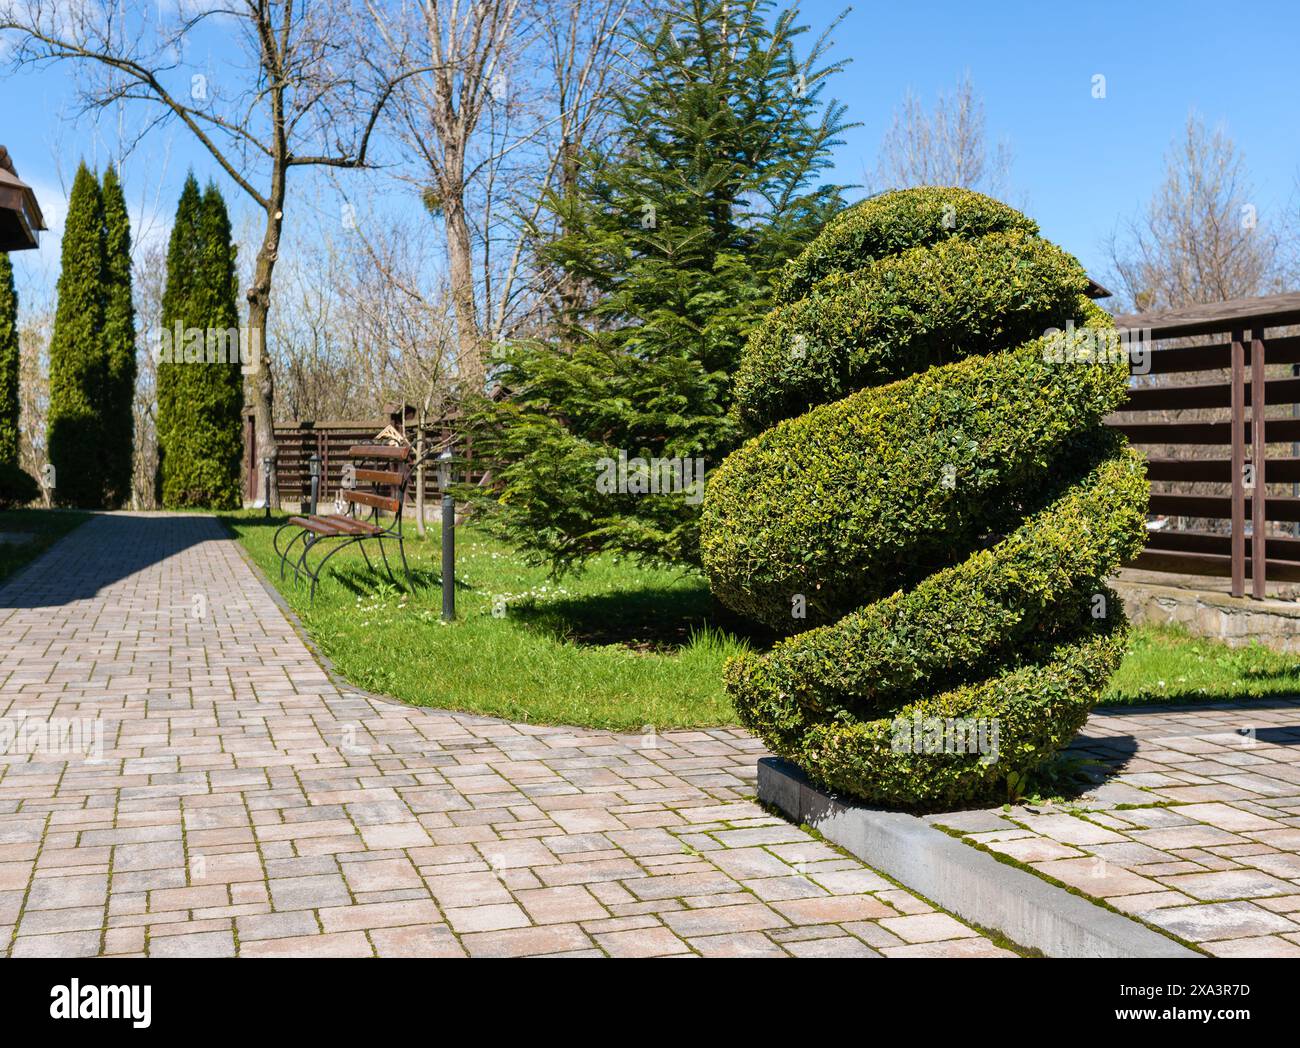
341,445,411,520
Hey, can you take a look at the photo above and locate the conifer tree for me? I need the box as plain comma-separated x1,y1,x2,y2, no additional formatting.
156,176,243,508
156,176,200,507
0,252,18,466
101,166,137,507
477,0,847,572
47,162,107,508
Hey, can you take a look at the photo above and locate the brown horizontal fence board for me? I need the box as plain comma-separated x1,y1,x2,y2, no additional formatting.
1131,549,1300,582
1110,418,1300,445
1147,493,1300,523
1119,375,1300,412
1145,529,1300,560
1142,334,1300,374
1143,456,1300,484
245,408,488,510
1111,290,1300,339
345,445,411,461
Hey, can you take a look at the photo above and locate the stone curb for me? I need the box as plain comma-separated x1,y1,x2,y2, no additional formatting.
758,757,1201,959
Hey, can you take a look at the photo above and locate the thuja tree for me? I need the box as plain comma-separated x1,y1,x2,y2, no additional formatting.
0,250,36,508
156,176,243,508
101,166,137,508
474,0,848,573
47,162,107,508
701,187,1150,809
0,251,18,465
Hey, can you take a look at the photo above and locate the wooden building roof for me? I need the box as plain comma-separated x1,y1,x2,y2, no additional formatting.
0,146,47,251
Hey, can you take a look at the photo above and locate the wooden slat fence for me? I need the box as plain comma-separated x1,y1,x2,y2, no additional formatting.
1107,291,1300,598
243,404,485,508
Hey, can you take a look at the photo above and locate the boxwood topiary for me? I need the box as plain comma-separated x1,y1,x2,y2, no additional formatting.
701,187,1150,809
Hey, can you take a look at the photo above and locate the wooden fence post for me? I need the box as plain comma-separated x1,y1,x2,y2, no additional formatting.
1230,329,1246,598
1251,329,1267,598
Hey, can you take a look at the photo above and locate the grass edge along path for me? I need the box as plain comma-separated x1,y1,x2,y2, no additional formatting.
225,511,1300,732
224,511,748,732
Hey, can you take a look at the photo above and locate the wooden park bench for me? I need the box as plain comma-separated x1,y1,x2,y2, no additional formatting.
273,442,416,600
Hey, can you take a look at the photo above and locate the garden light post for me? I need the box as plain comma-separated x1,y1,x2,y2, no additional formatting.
262,455,274,519
438,450,455,621
308,453,321,516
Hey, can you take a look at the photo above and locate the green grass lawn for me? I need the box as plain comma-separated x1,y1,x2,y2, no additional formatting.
0,509,92,585
226,512,756,731
1102,624,1300,706
226,511,1300,729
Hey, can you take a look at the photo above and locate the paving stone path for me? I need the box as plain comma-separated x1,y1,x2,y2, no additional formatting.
0,513,1011,958
933,702,1300,957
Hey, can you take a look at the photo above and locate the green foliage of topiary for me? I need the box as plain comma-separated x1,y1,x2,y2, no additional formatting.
733,229,1092,434
774,186,1039,305
101,167,138,508
155,177,243,509
701,186,1150,809
47,162,107,509
0,252,19,466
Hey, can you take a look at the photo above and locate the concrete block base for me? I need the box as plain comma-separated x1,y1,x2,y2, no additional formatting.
757,757,1199,958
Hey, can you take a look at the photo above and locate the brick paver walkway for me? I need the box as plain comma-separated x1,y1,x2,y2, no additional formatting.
933,702,1300,957
0,513,1011,958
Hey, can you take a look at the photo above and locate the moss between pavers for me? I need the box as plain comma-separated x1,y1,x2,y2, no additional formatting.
926,820,1209,957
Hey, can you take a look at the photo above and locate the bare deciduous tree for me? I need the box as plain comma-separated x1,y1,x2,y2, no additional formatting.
365,0,527,395
15,296,52,501
873,72,1010,193
495,0,636,337
1,0,423,502
129,236,167,509
1105,113,1283,313
1104,114,1292,539
364,0,635,388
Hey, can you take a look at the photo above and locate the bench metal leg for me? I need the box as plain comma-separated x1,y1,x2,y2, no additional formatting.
277,527,310,582
397,534,415,591
306,534,365,602
274,522,302,581
296,532,327,588
375,535,399,587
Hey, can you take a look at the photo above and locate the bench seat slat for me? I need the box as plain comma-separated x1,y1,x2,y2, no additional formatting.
319,515,382,536
288,516,346,536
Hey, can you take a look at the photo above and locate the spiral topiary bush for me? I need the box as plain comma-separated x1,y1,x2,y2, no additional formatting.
701,187,1150,809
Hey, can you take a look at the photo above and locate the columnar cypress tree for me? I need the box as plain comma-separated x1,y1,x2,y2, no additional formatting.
47,162,107,508
477,0,847,573
101,166,137,508
156,175,202,508
0,252,18,466
156,176,243,508
193,182,243,508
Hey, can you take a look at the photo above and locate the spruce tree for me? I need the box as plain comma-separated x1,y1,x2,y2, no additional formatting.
156,177,243,508
0,252,18,466
47,162,107,508
477,0,847,573
101,166,137,508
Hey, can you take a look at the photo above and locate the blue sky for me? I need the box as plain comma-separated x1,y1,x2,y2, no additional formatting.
3,0,1298,301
